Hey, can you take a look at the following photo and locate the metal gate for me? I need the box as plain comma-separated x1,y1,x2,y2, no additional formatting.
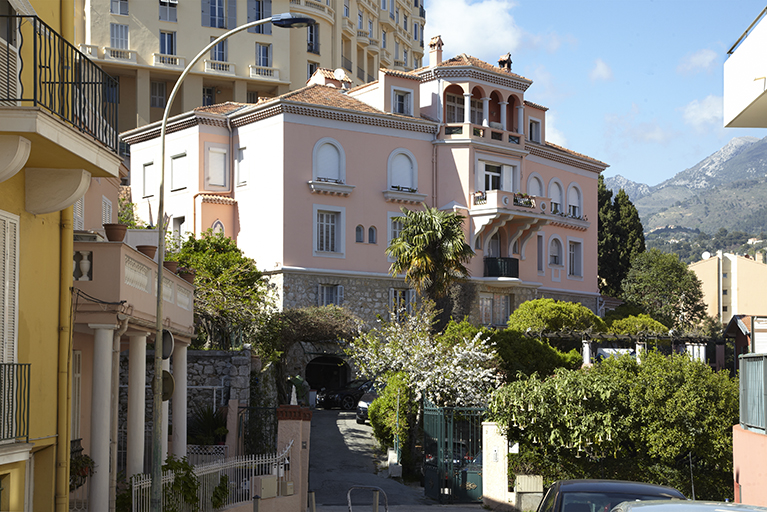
423,400,484,503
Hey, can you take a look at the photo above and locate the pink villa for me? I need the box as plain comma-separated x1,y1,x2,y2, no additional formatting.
123,37,608,330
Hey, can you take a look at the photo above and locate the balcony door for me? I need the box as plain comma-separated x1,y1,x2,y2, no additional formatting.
488,232,501,257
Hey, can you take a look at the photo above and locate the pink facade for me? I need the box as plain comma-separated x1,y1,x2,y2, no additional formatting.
733,424,767,505
124,40,607,327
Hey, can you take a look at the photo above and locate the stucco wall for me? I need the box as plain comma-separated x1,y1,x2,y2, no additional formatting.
733,424,767,505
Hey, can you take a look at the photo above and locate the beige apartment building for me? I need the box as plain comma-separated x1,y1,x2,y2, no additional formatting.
688,250,767,325
73,0,426,134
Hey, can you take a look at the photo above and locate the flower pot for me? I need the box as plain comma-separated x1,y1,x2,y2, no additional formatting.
163,260,179,273
103,223,127,242
136,245,157,259
179,268,196,284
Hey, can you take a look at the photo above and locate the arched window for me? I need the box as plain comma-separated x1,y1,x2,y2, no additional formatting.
568,185,582,218
549,181,563,214
368,226,377,244
528,175,543,197
488,232,501,257
388,149,418,192
212,219,225,235
356,225,364,243
549,238,562,266
312,138,346,183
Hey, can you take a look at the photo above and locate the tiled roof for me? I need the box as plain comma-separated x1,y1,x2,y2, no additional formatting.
193,102,249,115
524,100,549,111
264,84,385,115
381,68,420,80
544,141,608,168
437,53,531,82
316,67,352,83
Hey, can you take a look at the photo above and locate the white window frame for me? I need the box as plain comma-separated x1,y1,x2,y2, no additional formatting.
391,86,413,116
529,116,542,143
567,183,582,218
387,210,405,262
73,198,85,231
358,12,363,29
102,196,113,226
142,162,155,198
313,204,346,258
312,138,346,183
209,0,226,28
160,1,178,22
210,37,227,61
204,142,229,190
110,0,128,15
0,210,19,364
307,61,319,80
567,236,583,279
110,23,129,49
170,152,187,192
479,292,509,326
526,173,544,197
382,30,386,49
236,147,248,187
476,158,517,193
319,284,344,306
549,236,563,267
256,42,271,67
150,81,166,108
445,93,465,124
549,179,564,214
387,148,417,191
160,31,176,55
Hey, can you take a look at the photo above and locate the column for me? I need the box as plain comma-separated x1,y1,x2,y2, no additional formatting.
499,101,508,131
481,97,490,127
136,69,150,128
463,92,472,124
88,324,117,512
582,339,592,366
181,74,204,113
516,105,525,136
171,342,187,459
233,80,247,103
127,334,147,478
162,358,170,462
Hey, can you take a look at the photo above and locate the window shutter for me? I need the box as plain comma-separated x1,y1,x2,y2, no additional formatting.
227,0,237,29
73,198,85,231
102,196,113,226
390,153,413,189
208,148,227,187
247,0,255,32
337,285,344,305
201,0,211,27
317,143,341,181
0,212,18,363
264,0,272,35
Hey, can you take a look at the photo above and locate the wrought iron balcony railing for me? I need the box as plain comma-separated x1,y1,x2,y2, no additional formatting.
740,353,767,433
0,15,119,153
483,257,519,278
0,363,31,443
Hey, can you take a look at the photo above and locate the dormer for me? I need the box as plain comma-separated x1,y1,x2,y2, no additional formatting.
348,68,420,117
524,100,548,144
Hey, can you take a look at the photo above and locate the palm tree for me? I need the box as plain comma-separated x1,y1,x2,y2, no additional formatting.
386,204,475,301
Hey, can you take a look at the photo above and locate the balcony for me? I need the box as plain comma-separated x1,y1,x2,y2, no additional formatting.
72,241,194,332
381,49,392,65
249,65,280,80
342,56,353,72
740,354,767,433
484,257,519,278
288,0,335,23
153,53,185,69
379,9,396,29
368,38,380,53
0,15,119,153
0,363,30,443
343,18,355,36
104,47,137,63
357,30,370,46
442,122,523,149
724,10,767,127
204,59,235,75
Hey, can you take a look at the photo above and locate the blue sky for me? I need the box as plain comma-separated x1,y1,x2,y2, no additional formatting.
423,0,767,186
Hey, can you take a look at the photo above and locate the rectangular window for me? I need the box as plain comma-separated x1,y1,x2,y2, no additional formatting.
150,81,166,108
393,90,411,115
537,234,544,272
319,284,344,306
470,98,482,125
307,24,320,54
160,31,176,55
110,23,129,49
368,19,373,37
389,288,415,318
101,196,113,226
414,23,418,41
568,204,580,217
529,118,541,142
391,217,403,241
403,50,408,66
256,43,271,67
142,162,154,198
247,0,272,34
202,87,214,106
317,211,339,252
358,12,363,30
480,293,509,326
209,0,226,28
484,164,502,191
446,93,465,123
382,30,386,49
111,0,128,15
723,289,728,295
344,0,349,17
236,147,248,187
171,153,187,191
247,91,258,103
159,1,177,22
0,210,18,364
71,350,82,438
403,14,407,30
381,0,386,8
307,61,318,80
210,37,227,61
568,241,582,277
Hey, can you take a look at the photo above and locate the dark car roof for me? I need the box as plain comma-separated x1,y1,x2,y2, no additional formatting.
554,480,685,498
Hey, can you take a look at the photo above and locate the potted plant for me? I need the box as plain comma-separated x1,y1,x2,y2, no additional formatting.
103,223,128,242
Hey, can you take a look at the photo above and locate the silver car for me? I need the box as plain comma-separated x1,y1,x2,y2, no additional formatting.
612,501,767,512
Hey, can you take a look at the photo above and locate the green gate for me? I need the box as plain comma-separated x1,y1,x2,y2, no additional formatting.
423,400,484,503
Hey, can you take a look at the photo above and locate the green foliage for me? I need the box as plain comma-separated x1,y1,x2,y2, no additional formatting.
608,314,668,335
268,305,361,346
118,195,145,228
621,248,706,330
493,329,581,381
507,298,605,353
368,372,416,448
386,203,475,301
211,474,229,509
489,351,739,499
436,317,491,347
69,452,95,491
162,455,200,512
187,404,229,445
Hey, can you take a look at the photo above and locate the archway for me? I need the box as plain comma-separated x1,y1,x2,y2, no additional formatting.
305,355,350,391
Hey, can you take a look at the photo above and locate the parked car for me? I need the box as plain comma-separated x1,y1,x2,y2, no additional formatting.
355,382,385,424
611,501,767,512
317,380,373,410
538,480,686,512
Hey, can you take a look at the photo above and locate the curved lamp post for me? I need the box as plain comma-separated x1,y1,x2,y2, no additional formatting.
151,12,315,511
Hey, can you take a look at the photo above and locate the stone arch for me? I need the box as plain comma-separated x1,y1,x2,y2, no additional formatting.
304,355,350,391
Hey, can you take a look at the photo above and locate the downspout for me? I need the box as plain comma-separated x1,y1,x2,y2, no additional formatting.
56,206,74,512
110,315,130,512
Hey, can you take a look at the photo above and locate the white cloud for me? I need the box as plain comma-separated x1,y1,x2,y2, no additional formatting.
677,49,717,74
604,104,675,149
424,0,521,65
681,95,722,131
544,112,567,147
589,59,613,82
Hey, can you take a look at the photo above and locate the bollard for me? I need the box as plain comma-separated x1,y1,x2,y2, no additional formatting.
308,490,316,512
253,494,260,512
372,490,379,512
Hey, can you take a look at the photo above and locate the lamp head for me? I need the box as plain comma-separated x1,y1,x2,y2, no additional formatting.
271,13,316,28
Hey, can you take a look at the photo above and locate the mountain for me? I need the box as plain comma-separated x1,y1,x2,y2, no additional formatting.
604,136,767,234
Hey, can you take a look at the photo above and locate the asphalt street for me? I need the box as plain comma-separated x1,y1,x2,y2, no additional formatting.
308,409,484,512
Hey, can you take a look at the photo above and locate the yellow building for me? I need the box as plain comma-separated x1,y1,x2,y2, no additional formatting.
73,0,427,134
688,250,767,326
0,0,122,510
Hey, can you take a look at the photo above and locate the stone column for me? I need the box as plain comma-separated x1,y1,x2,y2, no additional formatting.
517,105,525,136
463,92,472,124
171,342,188,459
127,334,147,477
481,97,490,126
162,358,170,462
499,101,508,131
88,324,117,512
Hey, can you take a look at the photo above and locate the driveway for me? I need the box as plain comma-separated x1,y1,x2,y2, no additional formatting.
308,409,483,511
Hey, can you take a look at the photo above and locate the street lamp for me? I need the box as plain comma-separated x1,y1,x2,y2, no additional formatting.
151,12,315,511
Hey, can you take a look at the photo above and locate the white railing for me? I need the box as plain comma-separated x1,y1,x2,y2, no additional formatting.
177,286,193,311
104,47,137,62
152,53,185,68
69,474,90,511
204,59,235,75
132,441,293,512
77,44,99,58
249,65,279,80
125,255,152,293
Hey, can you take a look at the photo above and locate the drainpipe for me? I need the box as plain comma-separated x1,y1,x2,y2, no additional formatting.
110,315,130,512
56,206,74,512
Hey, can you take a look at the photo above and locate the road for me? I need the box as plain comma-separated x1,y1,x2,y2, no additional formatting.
308,409,484,512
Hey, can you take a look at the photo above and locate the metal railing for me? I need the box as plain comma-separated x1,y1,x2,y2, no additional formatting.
0,15,118,153
484,257,519,278
0,363,30,443
740,353,767,433
342,55,352,71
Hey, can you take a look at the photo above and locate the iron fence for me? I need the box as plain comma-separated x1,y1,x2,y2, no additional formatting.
0,363,30,443
740,353,767,433
0,15,118,153
238,406,278,455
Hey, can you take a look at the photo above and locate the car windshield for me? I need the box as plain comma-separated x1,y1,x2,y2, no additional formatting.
345,379,368,389
562,492,677,512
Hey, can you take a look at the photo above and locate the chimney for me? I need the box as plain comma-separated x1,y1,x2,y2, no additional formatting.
498,52,512,71
429,35,443,67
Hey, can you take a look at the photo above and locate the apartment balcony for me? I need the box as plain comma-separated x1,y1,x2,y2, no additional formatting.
357,30,370,46
368,38,380,53
740,353,767,433
342,56,353,72
442,122,524,149
204,59,235,76
393,59,406,70
484,257,519,278
343,18,355,36
78,44,99,58
288,0,335,23
381,49,392,65
379,9,396,29
104,47,137,63
357,66,365,81
249,65,280,81
0,363,30,443
724,11,767,127
0,15,119,154
72,240,194,332
153,53,186,69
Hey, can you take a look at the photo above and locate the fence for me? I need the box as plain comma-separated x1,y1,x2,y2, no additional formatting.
238,406,278,455
132,441,293,512
187,444,228,466
740,353,767,433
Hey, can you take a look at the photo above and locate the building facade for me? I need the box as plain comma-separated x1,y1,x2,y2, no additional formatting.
73,0,426,134
123,38,607,335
